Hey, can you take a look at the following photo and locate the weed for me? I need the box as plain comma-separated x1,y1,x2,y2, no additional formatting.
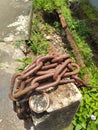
16,56,35,71
32,0,65,12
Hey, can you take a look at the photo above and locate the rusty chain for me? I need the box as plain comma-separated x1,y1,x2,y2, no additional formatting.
9,53,87,119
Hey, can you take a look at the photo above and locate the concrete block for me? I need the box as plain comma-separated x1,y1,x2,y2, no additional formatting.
32,83,82,130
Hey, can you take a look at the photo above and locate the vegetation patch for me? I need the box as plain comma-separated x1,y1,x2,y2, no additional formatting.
80,0,98,20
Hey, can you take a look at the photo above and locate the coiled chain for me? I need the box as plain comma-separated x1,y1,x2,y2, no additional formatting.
9,53,87,118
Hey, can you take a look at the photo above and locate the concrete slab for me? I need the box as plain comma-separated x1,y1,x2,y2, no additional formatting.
0,0,32,42
0,42,34,130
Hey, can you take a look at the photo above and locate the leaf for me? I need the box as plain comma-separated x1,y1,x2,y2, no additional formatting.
95,118,98,124
75,124,82,130
81,122,86,129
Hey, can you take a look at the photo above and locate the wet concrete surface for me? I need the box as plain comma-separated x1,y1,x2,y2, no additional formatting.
0,0,32,42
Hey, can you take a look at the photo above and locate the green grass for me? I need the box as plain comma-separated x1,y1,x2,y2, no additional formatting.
31,13,49,55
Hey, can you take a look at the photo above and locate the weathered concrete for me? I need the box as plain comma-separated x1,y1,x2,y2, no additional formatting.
0,42,29,130
0,0,32,42
32,83,82,130
0,42,25,73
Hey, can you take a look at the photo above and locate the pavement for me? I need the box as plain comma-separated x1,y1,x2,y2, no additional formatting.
0,0,33,129
0,0,32,42
0,42,28,130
